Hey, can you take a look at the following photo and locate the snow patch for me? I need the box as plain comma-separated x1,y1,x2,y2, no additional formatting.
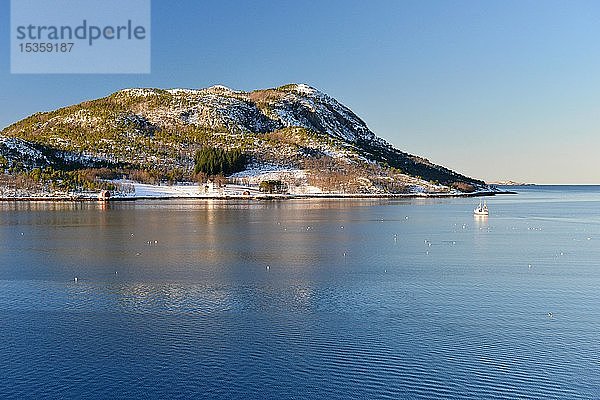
0,136,49,167
293,83,317,95
167,88,203,95
118,88,162,97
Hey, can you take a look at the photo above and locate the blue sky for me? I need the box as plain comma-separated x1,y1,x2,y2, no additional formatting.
1,0,599,183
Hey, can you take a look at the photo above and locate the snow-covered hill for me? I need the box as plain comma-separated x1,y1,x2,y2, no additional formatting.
1,83,486,194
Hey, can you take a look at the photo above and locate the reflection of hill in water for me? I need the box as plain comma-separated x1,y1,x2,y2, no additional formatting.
2,200,374,313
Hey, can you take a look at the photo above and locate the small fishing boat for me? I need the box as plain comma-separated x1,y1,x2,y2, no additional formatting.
474,200,489,216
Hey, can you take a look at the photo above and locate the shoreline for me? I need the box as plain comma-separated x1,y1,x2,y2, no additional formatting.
0,190,516,202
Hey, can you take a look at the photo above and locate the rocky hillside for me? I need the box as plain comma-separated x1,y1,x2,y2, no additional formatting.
0,83,486,194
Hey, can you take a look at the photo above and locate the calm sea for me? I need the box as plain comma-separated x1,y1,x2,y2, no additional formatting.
1,186,599,399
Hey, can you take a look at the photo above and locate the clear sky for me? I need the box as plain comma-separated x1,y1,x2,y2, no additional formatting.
1,0,599,184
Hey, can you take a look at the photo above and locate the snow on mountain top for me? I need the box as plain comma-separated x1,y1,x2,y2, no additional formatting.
167,85,242,96
292,83,317,95
277,83,328,99
118,88,162,97
167,88,203,95
113,84,379,144
121,83,325,99
112,84,378,143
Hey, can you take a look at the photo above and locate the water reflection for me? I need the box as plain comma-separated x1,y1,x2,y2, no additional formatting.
1,199,376,312
474,214,489,229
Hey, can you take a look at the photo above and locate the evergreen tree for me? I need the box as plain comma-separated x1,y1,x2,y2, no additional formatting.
194,147,247,176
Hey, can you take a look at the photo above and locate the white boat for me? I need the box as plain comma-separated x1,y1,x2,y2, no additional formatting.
474,200,489,216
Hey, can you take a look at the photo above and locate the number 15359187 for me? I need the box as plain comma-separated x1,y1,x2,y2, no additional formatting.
19,43,74,53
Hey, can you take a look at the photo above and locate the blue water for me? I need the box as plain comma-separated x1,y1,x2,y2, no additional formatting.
1,186,599,399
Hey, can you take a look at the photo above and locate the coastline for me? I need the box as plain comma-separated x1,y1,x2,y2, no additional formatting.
0,190,515,202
